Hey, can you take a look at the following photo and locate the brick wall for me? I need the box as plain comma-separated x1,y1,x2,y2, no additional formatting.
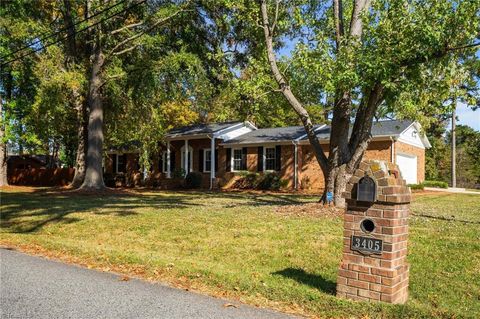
299,141,393,191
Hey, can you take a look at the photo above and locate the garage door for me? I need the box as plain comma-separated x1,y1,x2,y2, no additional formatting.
396,153,417,184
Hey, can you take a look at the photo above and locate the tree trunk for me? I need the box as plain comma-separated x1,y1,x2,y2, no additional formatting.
451,100,456,188
0,97,8,187
70,93,88,188
80,42,105,190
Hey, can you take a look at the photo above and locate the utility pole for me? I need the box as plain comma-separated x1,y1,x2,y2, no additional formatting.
451,99,456,188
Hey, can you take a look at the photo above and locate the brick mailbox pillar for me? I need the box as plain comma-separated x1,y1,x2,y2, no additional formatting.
336,160,410,304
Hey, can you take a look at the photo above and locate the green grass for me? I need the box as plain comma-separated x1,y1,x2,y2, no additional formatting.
1,188,479,318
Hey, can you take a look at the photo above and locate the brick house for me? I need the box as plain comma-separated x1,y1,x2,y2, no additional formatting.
104,119,430,190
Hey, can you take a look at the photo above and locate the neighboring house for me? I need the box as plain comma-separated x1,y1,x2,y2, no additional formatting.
7,154,59,170
104,119,430,190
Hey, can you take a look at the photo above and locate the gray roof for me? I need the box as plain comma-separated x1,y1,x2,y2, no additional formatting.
299,119,413,141
166,121,242,138
223,120,414,145
223,125,324,144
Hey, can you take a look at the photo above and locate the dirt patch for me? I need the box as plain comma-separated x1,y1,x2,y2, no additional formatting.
275,202,343,218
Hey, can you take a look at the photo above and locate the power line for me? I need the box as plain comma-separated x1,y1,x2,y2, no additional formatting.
1,0,147,67
1,0,128,61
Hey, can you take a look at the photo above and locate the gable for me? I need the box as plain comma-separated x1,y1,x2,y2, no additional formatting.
397,124,428,149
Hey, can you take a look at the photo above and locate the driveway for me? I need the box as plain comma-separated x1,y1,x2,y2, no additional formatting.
0,248,295,319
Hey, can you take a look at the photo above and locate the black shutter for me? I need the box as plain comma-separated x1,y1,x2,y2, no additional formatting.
170,151,176,171
226,148,231,172
122,154,127,173
242,147,248,170
275,145,281,171
257,147,263,172
199,149,204,172
214,149,218,172
112,154,117,173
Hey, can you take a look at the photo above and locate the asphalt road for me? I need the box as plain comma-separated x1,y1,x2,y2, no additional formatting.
0,248,295,319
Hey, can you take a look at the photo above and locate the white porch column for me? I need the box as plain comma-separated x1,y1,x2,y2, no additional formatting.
210,137,215,189
184,139,189,174
166,141,171,178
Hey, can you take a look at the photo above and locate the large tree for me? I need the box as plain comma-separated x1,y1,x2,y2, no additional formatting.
251,0,480,205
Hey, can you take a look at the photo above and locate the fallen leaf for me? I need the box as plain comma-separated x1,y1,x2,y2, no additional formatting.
119,276,130,281
223,303,239,308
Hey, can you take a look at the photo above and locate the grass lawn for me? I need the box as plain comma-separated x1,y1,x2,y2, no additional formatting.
1,187,479,318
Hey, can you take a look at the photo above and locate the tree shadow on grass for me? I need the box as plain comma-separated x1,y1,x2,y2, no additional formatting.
273,267,336,295
0,187,317,234
0,189,203,233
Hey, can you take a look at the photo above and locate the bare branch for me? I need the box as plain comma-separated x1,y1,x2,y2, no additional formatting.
109,6,189,58
260,0,329,172
113,45,139,56
270,0,280,34
110,22,144,35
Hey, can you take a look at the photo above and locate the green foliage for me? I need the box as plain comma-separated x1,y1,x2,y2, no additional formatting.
408,183,425,190
423,180,449,189
233,171,288,190
184,171,203,189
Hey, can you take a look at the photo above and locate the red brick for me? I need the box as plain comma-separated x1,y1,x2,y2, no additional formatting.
359,273,381,284
348,279,369,289
338,269,358,279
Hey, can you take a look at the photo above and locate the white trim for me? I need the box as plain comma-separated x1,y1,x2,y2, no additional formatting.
181,143,193,173
210,137,215,189
212,123,244,138
203,148,212,172
166,141,171,178
263,146,277,172
231,148,243,172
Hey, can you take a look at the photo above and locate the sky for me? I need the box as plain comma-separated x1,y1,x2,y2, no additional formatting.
449,102,480,131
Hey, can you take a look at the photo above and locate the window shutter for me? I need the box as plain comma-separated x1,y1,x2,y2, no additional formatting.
112,154,117,173
241,147,248,170
257,147,263,172
226,148,231,172
199,149,204,172
122,154,127,173
275,145,281,171
170,151,176,171
214,149,218,172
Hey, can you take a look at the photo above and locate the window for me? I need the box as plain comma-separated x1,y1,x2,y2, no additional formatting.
116,154,126,173
232,149,243,171
204,149,211,172
264,147,276,171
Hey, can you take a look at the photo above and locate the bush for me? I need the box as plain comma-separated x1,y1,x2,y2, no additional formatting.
172,168,186,178
408,183,424,190
184,171,203,189
423,180,448,189
257,172,288,190
232,172,259,189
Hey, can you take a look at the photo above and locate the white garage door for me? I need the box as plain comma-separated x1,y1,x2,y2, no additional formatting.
396,153,417,184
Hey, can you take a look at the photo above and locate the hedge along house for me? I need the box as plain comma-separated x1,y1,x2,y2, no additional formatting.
104,119,430,189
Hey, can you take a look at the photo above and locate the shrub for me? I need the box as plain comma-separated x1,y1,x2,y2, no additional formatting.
408,183,424,190
232,172,259,189
257,172,288,190
172,168,186,178
423,180,448,189
184,171,203,189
